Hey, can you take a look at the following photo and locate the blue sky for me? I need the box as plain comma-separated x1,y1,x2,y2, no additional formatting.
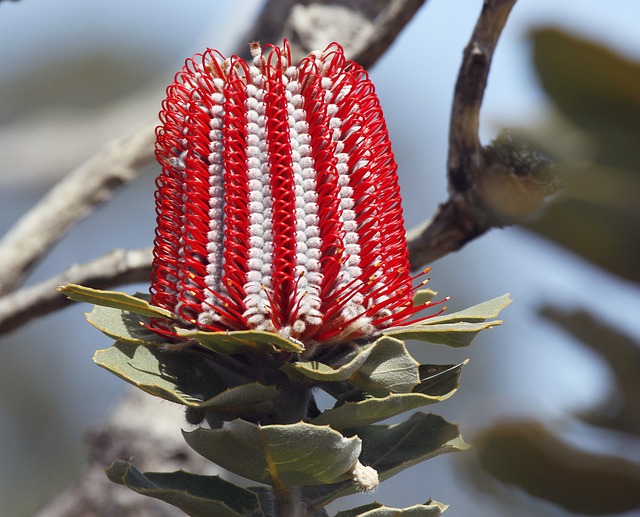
1,1,639,515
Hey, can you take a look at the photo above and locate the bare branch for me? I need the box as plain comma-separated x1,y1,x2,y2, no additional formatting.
238,0,427,66
0,248,152,336
0,121,156,296
407,0,518,268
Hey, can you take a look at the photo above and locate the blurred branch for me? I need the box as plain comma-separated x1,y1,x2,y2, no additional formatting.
0,247,152,335
34,389,212,517
0,121,156,297
238,0,426,66
0,0,430,337
407,0,519,267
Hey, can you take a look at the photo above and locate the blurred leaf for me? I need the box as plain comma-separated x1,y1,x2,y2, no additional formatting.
525,163,640,283
532,27,640,168
335,500,447,516
178,327,304,354
106,460,263,517
473,420,640,515
384,295,510,347
59,284,173,318
303,413,468,507
311,362,466,429
540,306,640,435
94,340,278,408
524,28,640,282
183,419,361,487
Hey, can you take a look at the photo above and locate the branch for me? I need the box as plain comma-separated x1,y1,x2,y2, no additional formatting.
407,0,519,268
0,121,156,297
0,247,152,336
238,0,427,66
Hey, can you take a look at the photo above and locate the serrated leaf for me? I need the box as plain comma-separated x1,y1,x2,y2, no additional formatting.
178,328,304,354
183,419,361,487
384,295,511,347
59,284,173,318
86,304,165,344
93,341,278,408
311,362,466,429
106,460,263,517
335,500,447,517
302,413,468,507
350,337,420,396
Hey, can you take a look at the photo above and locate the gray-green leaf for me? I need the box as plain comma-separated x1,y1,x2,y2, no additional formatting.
59,284,173,318
183,419,361,487
106,460,263,517
93,341,278,408
335,500,447,517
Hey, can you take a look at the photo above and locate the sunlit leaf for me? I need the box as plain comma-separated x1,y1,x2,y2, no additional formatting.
59,284,173,318
335,500,447,517
86,304,164,344
178,328,304,354
183,419,361,487
106,460,263,517
312,361,466,429
384,295,510,347
350,337,420,396
282,343,375,382
302,413,468,507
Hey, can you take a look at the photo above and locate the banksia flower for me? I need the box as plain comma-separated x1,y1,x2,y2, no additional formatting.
151,41,426,346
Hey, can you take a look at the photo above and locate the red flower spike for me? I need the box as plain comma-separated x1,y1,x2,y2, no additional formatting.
151,41,423,345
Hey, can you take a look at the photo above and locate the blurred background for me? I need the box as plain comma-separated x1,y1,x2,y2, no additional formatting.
1,0,639,516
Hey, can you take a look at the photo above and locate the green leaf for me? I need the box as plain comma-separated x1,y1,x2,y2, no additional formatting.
93,340,278,408
302,413,468,507
282,343,376,382
59,284,173,318
86,304,165,344
311,362,466,429
357,412,469,481
106,460,263,517
310,392,452,430
335,500,447,517
183,419,361,487
416,361,468,397
178,328,305,354
426,294,511,324
349,337,420,397
384,295,511,347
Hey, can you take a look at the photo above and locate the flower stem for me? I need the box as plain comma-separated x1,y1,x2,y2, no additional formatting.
273,485,305,517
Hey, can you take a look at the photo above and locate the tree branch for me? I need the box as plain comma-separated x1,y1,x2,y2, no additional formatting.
0,121,156,297
0,247,152,335
238,0,427,66
407,0,518,267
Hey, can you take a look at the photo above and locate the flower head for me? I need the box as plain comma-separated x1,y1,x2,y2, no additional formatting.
151,42,422,345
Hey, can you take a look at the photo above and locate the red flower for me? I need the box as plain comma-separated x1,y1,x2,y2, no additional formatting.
151,42,425,345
